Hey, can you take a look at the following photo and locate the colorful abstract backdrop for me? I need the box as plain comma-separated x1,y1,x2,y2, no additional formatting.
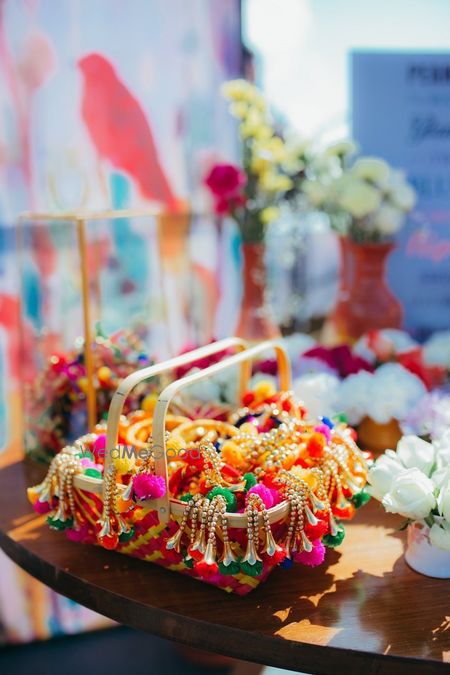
0,0,242,642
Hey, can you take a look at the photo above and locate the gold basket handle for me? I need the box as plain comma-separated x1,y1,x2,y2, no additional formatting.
152,340,291,523
104,337,249,488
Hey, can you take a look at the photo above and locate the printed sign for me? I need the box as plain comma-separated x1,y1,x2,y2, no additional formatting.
352,51,450,338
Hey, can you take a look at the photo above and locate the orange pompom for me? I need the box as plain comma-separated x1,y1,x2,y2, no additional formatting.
306,432,326,458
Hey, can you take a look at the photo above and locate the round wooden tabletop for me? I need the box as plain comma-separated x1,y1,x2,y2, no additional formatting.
1,460,449,675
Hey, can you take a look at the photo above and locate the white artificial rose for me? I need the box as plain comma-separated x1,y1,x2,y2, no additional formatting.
337,177,381,218
367,453,405,501
387,170,416,211
396,435,435,475
437,479,450,523
429,521,450,551
352,157,390,186
382,468,436,520
372,204,405,235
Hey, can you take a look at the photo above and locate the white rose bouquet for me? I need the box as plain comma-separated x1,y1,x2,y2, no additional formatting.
368,434,450,552
302,154,416,242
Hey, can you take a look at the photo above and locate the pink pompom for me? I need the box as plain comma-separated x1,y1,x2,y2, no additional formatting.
93,434,107,460
33,499,51,514
247,484,274,509
314,424,331,444
132,473,166,500
66,522,89,542
293,539,326,567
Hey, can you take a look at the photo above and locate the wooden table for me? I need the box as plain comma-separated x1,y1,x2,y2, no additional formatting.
0,460,449,675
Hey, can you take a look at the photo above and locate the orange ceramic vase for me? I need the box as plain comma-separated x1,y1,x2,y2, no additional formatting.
330,239,402,343
235,242,280,341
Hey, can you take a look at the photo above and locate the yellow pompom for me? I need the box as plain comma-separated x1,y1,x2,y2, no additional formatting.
290,466,319,490
142,393,158,413
239,422,259,436
77,376,89,394
97,366,112,384
221,440,244,468
253,380,276,402
27,486,39,505
166,436,187,456
113,453,135,475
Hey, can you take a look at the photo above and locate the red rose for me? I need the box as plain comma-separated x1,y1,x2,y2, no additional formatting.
204,163,246,198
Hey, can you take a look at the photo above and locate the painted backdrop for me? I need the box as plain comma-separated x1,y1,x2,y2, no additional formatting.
0,0,242,642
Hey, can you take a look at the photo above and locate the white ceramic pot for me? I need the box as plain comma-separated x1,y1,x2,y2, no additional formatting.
405,522,450,579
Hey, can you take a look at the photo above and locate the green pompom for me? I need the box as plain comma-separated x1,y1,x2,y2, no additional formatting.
47,516,73,531
351,489,371,509
333,412,348,425
206,487,237,512
218,560,241,576
85,468,102,479
240,560,263,577
183,556,194,569
243,473,257,491
180,493,193,503
323,524,345,547
119,526,135,543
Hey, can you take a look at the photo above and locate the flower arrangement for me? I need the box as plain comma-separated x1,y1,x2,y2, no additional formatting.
204,79,303,243
368,434,450,560
302,155,416,242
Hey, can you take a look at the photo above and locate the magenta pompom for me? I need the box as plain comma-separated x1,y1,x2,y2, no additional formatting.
132,473,166,500
247,483,274,509
293,539,326,567
314,424,331,444
66,522,89,542
93,433,107,460
33,499,51,514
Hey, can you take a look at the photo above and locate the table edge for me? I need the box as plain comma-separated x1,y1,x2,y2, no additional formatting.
0,526,447,675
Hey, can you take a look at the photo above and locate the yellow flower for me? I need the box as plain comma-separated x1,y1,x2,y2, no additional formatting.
239,110,272,140
251,153,272,175
221,79,256,102
229,101,249,119
260,206,280,225
260,170,292,193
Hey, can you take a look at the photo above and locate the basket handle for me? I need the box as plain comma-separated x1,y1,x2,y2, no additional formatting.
152,339,291,523
104,337,249,484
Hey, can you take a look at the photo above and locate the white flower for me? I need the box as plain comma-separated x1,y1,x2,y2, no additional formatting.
325,140,358,158
302,179,328,207
352,157,390,186
292,372,340,420
368,363,426,424
372,204,405,235
395,435,435,475
281,333,316,365
430,521,450,551
387,170,416,211
423,331,450,369
337,370,373,425
336,175,381,218
367,453,405,500
382,468,436,520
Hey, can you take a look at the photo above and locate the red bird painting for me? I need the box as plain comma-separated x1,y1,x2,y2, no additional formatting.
78,53,179,209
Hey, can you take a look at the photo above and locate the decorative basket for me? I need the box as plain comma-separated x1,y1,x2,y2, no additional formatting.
28,338,369,595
